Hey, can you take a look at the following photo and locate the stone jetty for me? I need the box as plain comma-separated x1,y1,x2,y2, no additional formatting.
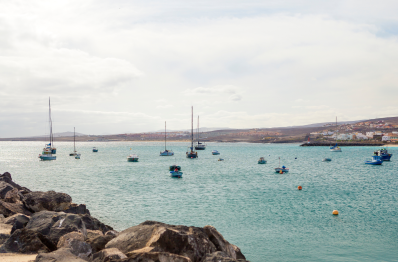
0,172,248,262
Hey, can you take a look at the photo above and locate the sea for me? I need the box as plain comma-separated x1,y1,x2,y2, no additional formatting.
0,141,397,262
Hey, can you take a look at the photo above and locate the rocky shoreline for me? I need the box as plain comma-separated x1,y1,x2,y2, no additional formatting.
0,172,248,262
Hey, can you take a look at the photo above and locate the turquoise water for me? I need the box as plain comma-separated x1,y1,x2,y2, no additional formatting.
1,141,397,262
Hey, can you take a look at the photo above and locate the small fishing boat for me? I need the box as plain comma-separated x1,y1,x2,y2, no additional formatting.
160,121,174,156
127,154,139,162
75,154,81,159
218,158,224,161
92,147,98,152
170,170,183,178
69,127,78,156
212,150,220,155
275,166,289,173
258,157,266,164
322,158,332,162
365,155,383,165
39,154,56,161
373,148,392,161
275,157,288,173
169,165,181,171
330,144,342,152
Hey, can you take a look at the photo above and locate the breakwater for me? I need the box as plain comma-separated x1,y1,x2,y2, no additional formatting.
0,172,248,262
300,142,384,146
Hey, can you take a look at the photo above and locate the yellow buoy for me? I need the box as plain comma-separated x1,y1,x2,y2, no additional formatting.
333,210,339,215
298,186,302,190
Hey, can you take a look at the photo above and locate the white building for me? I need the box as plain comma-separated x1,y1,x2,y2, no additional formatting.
366,132,374,138
337,134,349,140
356,134,368,140
382,136,390,141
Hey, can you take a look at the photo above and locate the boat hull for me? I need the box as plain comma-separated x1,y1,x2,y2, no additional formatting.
275,168,289,173
93,149,98,152
160,151,174,156
186,152,198,158
365,160,382,165
258,161,267,164
322,158,332,162
330,148,342,152
39,155,56,161
127,158,139,162
195,147,206,150
170,171,183,178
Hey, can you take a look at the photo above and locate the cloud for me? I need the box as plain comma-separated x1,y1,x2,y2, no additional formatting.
184,85,243,102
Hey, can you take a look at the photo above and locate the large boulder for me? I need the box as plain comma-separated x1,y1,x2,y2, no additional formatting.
25,211,113,247
86,234,115,253
203,226,245,260
57,232,92,260
0,228,54,254
4,213,30,234
201,251,246,262
105,221,217,262
92,248,127,262
35,247,87,262
0,233,9,245
0,199,32,217
126,247,191,262
0,181,14,199
64,203,91,215
0,172,26,191
21,191,72,212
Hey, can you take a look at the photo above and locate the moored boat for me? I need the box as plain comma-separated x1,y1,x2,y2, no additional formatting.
275,166,289,173
92,147,98,152
39,154,56,161
160,121,174,156
186,106,198,159
40,98,56,160
365,155,383,165
75,154,81,159
194,116,206,150
127,154,139,162
258,157,266,164
212,150,220,155
373,147,392,161
169,165,181,171
70,127,78,156
330,144,342,152
170,170,183,178
322,158,332,162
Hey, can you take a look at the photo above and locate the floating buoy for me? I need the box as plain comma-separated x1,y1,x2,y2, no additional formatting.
298,186,302,190
333,210,339,215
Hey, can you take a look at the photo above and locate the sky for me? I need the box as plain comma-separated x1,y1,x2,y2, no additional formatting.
1,0,398,137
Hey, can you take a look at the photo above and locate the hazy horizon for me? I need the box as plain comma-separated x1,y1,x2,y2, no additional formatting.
1,1,398,137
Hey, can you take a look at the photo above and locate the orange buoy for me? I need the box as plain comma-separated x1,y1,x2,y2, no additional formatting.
298,186,302,190
333,210,339,215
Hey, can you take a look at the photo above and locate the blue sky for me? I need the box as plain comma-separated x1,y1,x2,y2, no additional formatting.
1,0,398,137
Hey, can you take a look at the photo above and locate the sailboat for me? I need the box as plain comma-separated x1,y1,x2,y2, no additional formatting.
186,106,198,158
69,127,78,156
39,98,56,161
194,116,206,150
330,117,342,152
160,121,174,156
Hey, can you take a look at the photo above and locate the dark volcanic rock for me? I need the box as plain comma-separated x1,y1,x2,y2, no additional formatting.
0,181,14,199
4,188,21,203
4,213,30,234
57,232,92,260
0,200,32,217
0,233,9,245
64,203,91,215
126,247,191,262
203,226,246,260
35,247,87,262
0,172,25,191
21,190,72,212
92,248,127,262
87,234,115,253
0,228,53,254
26,211,113,247
105,221,218,262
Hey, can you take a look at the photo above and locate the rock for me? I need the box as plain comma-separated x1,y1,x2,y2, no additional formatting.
0,199,32,217
86,234,115,253
92,248,127,262
21,191,72,212
64,204,91,215
26,211,113,247
4,213,30,234
203,226,246,260
105,230,119,237
4,188,21,203
86,229,104,239
35,247,87,262
105,221,217,262
201,251,246,262
57,232,92,260
0,172,25,191
0,233,10,245
0,181,14,200
126,247,191,262
0,228,54,254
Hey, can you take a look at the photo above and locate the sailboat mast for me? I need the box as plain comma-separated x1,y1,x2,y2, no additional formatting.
49,97,52,145
191,106,193,149
197,116,199,142
74,127,76,152
165,121,166,151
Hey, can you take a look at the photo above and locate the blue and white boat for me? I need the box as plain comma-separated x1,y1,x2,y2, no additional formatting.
330,143,342,152
275,166,289,173
40,98,56,159
92,147,98,152
212,150,220,155
373,148,392,161
127,154,139,162
170,170,183,178
258,157,266,164
365,155,383,165
39,154,56,161
75,153,81,159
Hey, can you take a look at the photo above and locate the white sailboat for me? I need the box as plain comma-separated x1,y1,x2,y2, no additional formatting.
69,127,78,156
330,117,342,152
160,121,174,156
39,98,56,161
186,106,198,158
195,116,206,150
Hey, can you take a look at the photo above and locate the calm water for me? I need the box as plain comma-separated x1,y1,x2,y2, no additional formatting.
0,141,397,262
